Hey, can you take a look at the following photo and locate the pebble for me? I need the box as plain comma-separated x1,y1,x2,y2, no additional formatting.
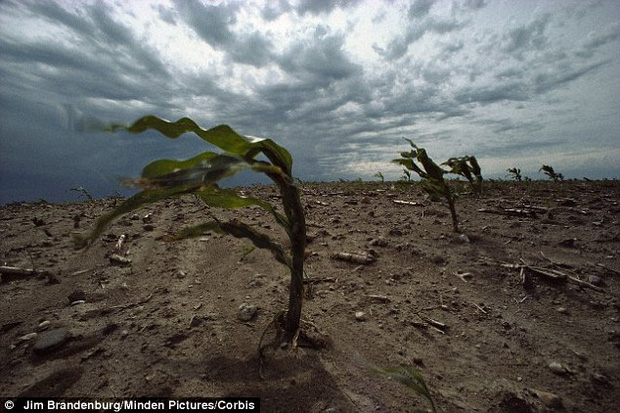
37,320,51,331
458,233,470,243
548,361,568,375
588,275,602,286
557,307,569,315
17,332,38,342
237,303,258,322
355,311,367,322
33,328,69,355
533,389,563,408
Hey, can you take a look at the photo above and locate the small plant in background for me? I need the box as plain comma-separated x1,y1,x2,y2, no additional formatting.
442,155,483,194
540,165,564,181
374,171,385,182
75,115,307,340
393,139,460,232
368,365,436,412
401,169,413,182
70,186,94,201
506,167,523,182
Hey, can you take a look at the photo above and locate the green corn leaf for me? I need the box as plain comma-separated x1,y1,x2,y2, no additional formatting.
73,185,197,249
124,116,293,176
140,151,219,179
468,156,482,180
168,219,291,268
195,186,289,229
392,158,426,177
415,148,445,181
130,153,248,189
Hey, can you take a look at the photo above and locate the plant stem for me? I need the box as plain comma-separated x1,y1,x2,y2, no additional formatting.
270,173,306,337
444,185,459,233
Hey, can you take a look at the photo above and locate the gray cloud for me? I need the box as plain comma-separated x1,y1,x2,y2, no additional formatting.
296,0,357,16
503,13,550,58
409,0,435,18
377,17,465,59
0,0,619,203
174,0,237,48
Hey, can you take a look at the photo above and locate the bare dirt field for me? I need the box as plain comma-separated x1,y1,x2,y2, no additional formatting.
1,180,619,412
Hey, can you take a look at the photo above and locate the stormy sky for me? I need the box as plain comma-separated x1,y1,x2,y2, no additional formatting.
0,0,619,203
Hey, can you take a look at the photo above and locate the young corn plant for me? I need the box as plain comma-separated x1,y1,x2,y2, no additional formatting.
540,165,564,182
442,155,483,194
74,115,306,339
506,167,523,182
393,139,460,232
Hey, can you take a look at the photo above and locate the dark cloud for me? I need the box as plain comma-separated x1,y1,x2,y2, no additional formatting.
534,60,609,94
575,22,620,58
463,0,487,10
260,0,292,21
377,17,464,59
174,0,237,48
408,0,435,19
456,81,529,105
296,0,357,16
227,32,275,67
503,13,550,58
154,4,177,25
277,31,362,82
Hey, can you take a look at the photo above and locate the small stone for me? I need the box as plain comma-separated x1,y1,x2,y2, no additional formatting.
534,390,563,408
37,320,51,331
33,328,69,355
548,361,567,375
120,329,129,338
143,223,155,231
17,332,38,342
355,311,367,322
369,237,388,247
588,275,602,286
458,233,470,243
557,307,569,315
237,303,258,322
189,316,204,327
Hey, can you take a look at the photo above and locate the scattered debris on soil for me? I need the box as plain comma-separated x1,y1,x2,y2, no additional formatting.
1,180,619,412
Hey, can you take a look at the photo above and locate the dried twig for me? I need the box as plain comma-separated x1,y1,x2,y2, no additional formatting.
393,200,424,207
478,208,538,218
473,303,487,314
0,266,50,282
454,271,472,283
504,259,605,293
331,252,376,265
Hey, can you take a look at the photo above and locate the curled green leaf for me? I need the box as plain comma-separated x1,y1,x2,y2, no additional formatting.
168,219,291,268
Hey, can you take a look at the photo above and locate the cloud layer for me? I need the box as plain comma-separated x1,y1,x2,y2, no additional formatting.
1,0,619,203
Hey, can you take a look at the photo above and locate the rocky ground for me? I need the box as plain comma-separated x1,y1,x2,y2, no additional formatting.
1,180,619,412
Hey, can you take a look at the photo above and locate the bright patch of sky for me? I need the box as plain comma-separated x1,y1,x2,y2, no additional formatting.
0,0,619,203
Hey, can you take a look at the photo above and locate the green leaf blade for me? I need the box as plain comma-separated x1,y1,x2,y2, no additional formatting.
125,116,293,177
